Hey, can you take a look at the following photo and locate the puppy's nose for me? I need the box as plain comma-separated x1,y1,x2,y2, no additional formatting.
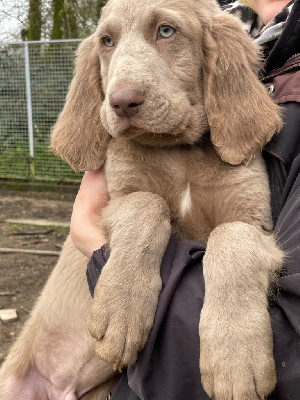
110,90,144,118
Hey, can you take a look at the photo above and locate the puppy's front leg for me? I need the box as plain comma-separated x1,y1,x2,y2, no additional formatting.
88,192,171,369
200,222,283,400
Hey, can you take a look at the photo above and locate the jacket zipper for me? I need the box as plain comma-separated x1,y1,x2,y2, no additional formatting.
262,53,300,81
286,53,300,63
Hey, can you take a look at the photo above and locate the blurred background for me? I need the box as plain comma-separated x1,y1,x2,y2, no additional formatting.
0,0,106,183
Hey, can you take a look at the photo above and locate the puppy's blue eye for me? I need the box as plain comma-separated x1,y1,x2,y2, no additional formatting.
103,36,114,47
158,25,175,39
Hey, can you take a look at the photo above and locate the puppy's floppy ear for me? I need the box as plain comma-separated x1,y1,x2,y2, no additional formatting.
203,14,282,165
51,34,110,171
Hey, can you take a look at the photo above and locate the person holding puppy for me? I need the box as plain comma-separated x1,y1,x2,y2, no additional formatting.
71,0,300,398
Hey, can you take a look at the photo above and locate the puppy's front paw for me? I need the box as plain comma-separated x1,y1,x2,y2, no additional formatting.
88,266,162,369
199,304,276,400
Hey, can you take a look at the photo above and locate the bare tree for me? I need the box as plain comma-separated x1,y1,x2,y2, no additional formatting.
0,0,29,41
51,0,107,39
51,0,64,39
26,0,42,40
0,0,107,41
64,0,79,38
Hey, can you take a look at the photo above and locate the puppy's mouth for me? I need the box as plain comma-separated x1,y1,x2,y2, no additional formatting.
119,100,188,133
120,124,146,139
120,113,187,138
119,112,201,148
102,93,206,145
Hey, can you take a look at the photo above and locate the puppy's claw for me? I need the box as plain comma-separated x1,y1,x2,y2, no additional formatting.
88,311,107,341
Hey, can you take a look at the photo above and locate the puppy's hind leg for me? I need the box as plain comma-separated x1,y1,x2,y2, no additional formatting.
0,236,116,400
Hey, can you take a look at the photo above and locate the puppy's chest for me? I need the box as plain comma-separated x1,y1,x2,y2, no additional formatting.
106,140,235,239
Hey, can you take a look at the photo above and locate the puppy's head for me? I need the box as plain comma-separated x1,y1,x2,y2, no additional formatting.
51,0,282,170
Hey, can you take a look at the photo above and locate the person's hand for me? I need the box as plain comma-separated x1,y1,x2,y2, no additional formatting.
70,169,109,258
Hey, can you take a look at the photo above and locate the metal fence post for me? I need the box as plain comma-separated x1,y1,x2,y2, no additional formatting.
24,40,35,178
0,39,83,182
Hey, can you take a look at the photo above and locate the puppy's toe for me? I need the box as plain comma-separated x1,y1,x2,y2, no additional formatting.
232,373,260,400
94,339,122,367
253,356,276,399
88,306,108,340
94,321,127,367
200,372,214,399
233,386,260,400
120,321,148,367
214,376,233,400
200,351,214,398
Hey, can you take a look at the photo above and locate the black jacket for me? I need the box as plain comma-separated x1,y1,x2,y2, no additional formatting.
263,0,300,222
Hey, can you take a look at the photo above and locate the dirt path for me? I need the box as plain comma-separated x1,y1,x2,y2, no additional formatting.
0,189,77,364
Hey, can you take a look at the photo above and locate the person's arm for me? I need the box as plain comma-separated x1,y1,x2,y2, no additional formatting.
70,169,109,258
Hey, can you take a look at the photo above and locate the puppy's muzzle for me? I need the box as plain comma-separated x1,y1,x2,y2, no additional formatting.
110,90,144,118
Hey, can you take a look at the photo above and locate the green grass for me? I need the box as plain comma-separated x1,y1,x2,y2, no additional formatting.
0,142,30,178
0,355,5,366
7,223,25,233
0,140,82,182
46,225,70,235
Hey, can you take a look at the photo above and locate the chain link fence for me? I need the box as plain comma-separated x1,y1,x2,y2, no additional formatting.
0,39,84,182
